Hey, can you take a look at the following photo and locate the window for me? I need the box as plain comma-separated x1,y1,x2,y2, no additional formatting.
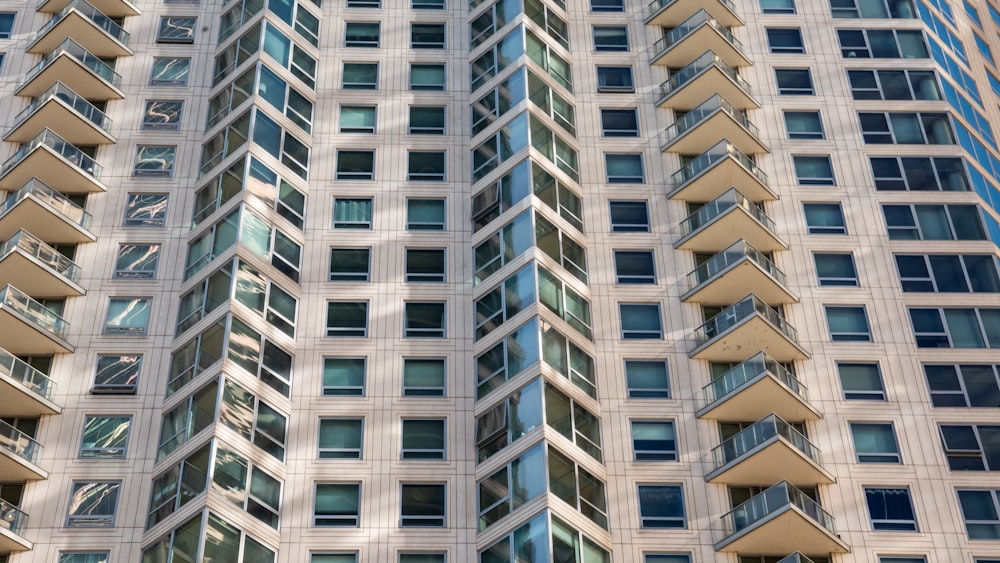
601,109,639,137
0,13,13,39
313,556,357,563
410,63,446,90
870,156,969,191
785,111,824,139
775,68,814,94
405,302,446,337
333,198,373,229
104,298,151,336
620,303,663,339
924,364,1000,407
114,244,160,279
895,254,1000,292
151,58,190,86
142,101,183,130
767,28,806,53
646,556,691,563
401,418,445,459
314,483,360,526
637,485,685,528
592,0,624,11
93,354,141,394
345,22,380,47
939,424,1000,470
632,421,677,461
879,558,925,563
762,0,795,13
407,198,446,230
615,251,656,284
323,357,365,396
832,0,916,17
347,0,379,6
825,306,871,342
610,201,649,232
626,360,670,398
594,26,629,51
976,33,994,63
406,249,445,282
336,150,375,180
400,483,446,527
851,423,901,463
409,106,446,134
909,307,1000,348
859,112,954,144
838,29,928,58
411,23,445,48
804,203,847,234
329,248,371,281
606,153,644,183
596,66,634,92
59,554,110,563
408,151,446,181
957,489,1000,539
847,69,941,100
80,416,131,459
66,481,120,527
413,0,445,8
865,487,917,531
794,155,835,185
326,301,368,337
883,204,985,240
157,17,196,43
339,106,376,134
319,418,363,459
403,358,446,397
814,253,858,286
400,555,445,563
838,362,886,400
133,146,176,177
343,62,378,89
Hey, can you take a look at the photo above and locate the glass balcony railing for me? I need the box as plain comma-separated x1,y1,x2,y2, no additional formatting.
0,179,93,230
656,51,752,102
647,0,738,19
0,129,102,180
22,38,122,88
35,0,130,45
0,346,57,401
663,94,757,147
687,240,787,289
650,10,743,61
722,481,837,538
671,140,768,187
0,419,41,465
777,555,820,563
0,284,70,340
11,81,113,133
695,294,798,345
711,413,823,469
703,351,807,405
0,229,82,283
680,188,774,236
0,498,28,536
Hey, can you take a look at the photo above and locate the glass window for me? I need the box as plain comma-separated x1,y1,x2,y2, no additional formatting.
333,198,373,229
400,483,446,527
329,248,370,281
411,63,446,90
326,301,368,337
66,481,120,527
865,487,917,531
838,29,928,58
400,555,445,563
767,28,806,53
319,418,363,459
402,419,445,460
879,558,926,563
323,357,365,396
848,69,942,100
406,249,445,282
336,150,375,180
620,303,663,339
592,0,625,11
859,112,954,144
594,26,629,51
894,254,1000,293
312,555,357,563
614,251,656,284
762,0,795,13
314,483,361,526
80,416,131,459
151,58,190,86
832,0,916,17
339,106,376,134
775,68,814,94
158,17,196,43
601,109,639,137
142,101,183,130
794,155,835,185
785,110,824,139
883,204,986,241
869,156,969,192
838,362,885,400
825,305,872,342
606,153,644,183
0,13,13,39
632,421,677,461
407,198,446,230
814,253,858,286
413,0,445,7
939,424,1000,470
596,66,634,92
804,202,847,234
408,151,446,181
924,364,1000,407
93,354,141,394
59,554,110,563
909,307,1000,348
637,484,686,528
958,489,1000,539
646,556,691,563
133,146,176,177
343,62,378,89
411,23,445,48
626,360,670,398
405,302,446,338
409,106,446,134
347,0,379,5
403,358,446,397
345,22,380,47
114,244,160,280
609,201,649,232
104,298,151,336
851,422,901,462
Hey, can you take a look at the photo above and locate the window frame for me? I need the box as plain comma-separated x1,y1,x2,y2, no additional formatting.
405,248,446,283
399,483,447,527
775,68,815,95
609,200,650,232
103,297,152,336
141,100,184,131
403,358,446,397
784,110,825,139
329,247,372,282
825,305,872,342
150,57,191,86
411,22,446,49
596,65,635,92
864,486,918,531
924,363,1000,407
401,418,446,460
637,484,686,528
625,360,670,399
339,105,377,134
336,150,376,181
93,354,142,394
314,482,361,527
407,151,447,182
342,62,379,89
593,25,630,51
803,202,847,234
619,303,664,340
614,250,656,284
66,481,121,528
631,420,678,461
407,198,447,231
133,145,177,177
767,27,806,53
79,415,132,459
409,106,446,135
837,362,886,400
333,197,373,229
850,422,902,463
793,154,836,185
318,418,364,459
404,301,447,338
114,243,161,280
600,108,640,137
157,16,196,43
326,301,369,337
814,252,858,286
605,153,645,184
410,63,446,91
344,21,381,47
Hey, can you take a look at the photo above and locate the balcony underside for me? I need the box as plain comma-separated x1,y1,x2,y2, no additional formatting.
0,249,85,298
676,206,787,253
15,54,124,100
0,147,107,194
715,506,850,554
0,306,74,355
669,158,776,203
658,68,759,111
663,110,767,156
0,196,96,244
38,0,139,17
28,13,132,58
5,97,115,145
0,448,47,481
647,0,743,27
698,372,820,421
0,374,60,417
683,260,797,305
0,526,32,554
652,27,750,69
707,438,835,486
691,316,808,363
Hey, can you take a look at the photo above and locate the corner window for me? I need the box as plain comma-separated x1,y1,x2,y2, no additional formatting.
637,485,685,528
314,483,361,526
333,198,373,229
851,422,901,463
869,156,969,192
80,416,131,459
838,362,885,400
825,305,872,342
601,109,640,137
401,418,446,459
883,204,985,241
345,22,380,47
408,151,446,181
593,26,629,51
894,254,1000,293
319,418,363,459
775,68,814,94
336,150,375,180
865,487,917,531
814,253,857,286
329,248,371,281
142,101,183,130
785,110,824,139
157,17,196,43
605,153,644,183
626,360,670,398
609,201,649,232
150,58,190,86
339,106,377,134
322,357,366,396
407,198,446,230
614,251,656,284
409,106,446,134
909,307,1000,348
133,146,176,177
632,421,677,461
767,28,806,53
924,364,1000,407
596,66,634,92
620,303,663,339
404,302,446,338
342,62,378,89
114,244,160,279
326,301,368,337
411,23,445,48
400,483,446,527
403,358,446,397
405,249,446,282
837,29,928,58
66,481,120,527
410,63,446,90
804,202,847,234
794,155,835,185
847,69,941,100
104,298,151,336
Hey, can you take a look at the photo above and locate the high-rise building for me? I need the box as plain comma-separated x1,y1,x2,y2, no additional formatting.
1,0,1000,561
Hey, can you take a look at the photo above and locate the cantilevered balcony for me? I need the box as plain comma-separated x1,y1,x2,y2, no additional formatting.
0,420,47,481
717,481,849,553
676,188,786,253
650,10,749,69
707,414,833,486
0,346,60,417
661,95,767,156
777,555,823,563
0,230,84,298
0,499,31,554
646,0,743,28
656,51,758,110
698,352,819,421
16,38,124,100
668,140,775,202
683,240,796,305
0,179,95,243
5,82,114,145
691,294,808,362
39,0,139,18
29,0,132,57
0,285,73,355
0,129,106,193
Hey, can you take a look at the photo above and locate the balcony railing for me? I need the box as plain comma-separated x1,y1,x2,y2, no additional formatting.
647,0,739,19
711,413,822,469
650,10,742,62
0,498,28,536
721,481,837,538
695,294,798,345
656,51,752,102
0,419,41,465
663,95,757,147
0,284,70,339
0,229,82,283
0,179,93,230
10,81,113,133
680,188,774,236
21,38,122,88
35,0,130,45
0,346,57,401
671,140,768,188
687,240,786,289
0,129,102,180
703,351,807,405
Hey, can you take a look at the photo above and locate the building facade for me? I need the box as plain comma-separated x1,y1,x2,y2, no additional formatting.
1,0,1000,561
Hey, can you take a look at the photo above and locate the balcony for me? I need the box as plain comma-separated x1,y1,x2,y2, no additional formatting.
0,499,31,554
0,230,85,298
717,481,849,553
0,285,74,355
0,179,95,244
691,294,808,362
707,414,834,486
646,0,743,28
5,82,115,145
39,0,139,18
16,38,124,100
698,352,819,421
668,140,775,202
650,10,749,69
676,188,786,253
777,555,823,563
0,346,60,417
656,51,758,111
683,240,797,305
29,0,132,58
0,419,47,481
0,129,107,193
661,94,767,156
